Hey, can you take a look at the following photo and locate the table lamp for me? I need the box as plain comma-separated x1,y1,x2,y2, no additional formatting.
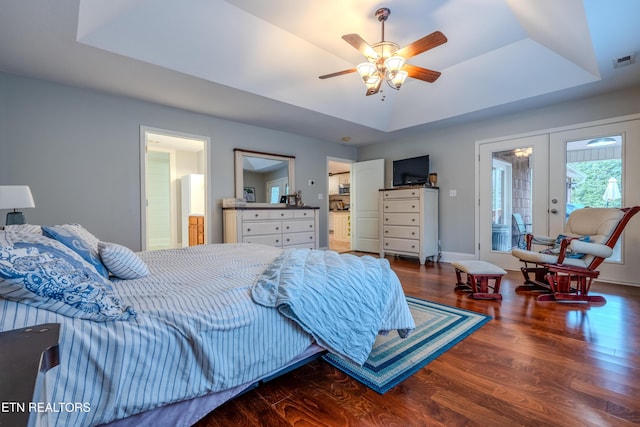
0,185,36,225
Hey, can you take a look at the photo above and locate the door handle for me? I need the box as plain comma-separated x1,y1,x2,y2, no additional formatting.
550,209,558,214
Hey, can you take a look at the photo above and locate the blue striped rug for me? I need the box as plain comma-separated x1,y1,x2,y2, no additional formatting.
322,296,491,394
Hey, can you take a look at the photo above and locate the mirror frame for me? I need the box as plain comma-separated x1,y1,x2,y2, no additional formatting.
234,149,295,207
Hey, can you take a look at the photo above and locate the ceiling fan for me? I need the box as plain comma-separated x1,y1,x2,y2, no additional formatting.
319,7,447,96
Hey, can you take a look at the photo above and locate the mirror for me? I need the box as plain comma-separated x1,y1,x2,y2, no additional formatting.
235,149,295,206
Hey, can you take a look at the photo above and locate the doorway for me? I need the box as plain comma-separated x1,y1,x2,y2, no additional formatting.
328,159,352,252
140,126,209,251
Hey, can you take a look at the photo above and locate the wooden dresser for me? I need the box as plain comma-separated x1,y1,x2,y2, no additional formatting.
223,207,319,249
379,187,439,264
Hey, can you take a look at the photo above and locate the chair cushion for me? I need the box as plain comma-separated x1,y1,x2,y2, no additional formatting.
511,248,590,269
565,208,624,244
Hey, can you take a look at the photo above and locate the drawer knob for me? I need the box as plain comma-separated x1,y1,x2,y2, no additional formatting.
286,226,290,229
412,218,416,222
276,227,279,230
412,205,416,209
309,236,313,240
309,225,313,228
276,239,280,243
254,213,259,217
247,228,251,232
412,232,416,235
286,238,290,242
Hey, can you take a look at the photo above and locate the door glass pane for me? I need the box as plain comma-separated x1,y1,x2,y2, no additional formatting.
491,147,533,252
566,135,623,261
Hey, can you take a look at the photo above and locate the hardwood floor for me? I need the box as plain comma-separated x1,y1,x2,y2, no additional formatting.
194,256,640,427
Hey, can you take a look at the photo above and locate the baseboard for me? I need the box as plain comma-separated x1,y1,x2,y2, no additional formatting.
438,252,475,263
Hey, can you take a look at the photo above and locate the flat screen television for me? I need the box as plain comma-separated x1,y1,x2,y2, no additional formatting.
392,155,430,187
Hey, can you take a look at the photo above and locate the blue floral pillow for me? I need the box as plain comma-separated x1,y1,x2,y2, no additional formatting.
0,231,136,321
42,224,109,278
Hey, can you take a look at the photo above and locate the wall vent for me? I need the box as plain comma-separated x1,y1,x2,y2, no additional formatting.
613,53,636,69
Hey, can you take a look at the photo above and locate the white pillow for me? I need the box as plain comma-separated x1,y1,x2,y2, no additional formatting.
99,242,149,280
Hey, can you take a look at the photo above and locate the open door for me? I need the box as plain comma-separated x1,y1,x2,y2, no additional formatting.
141,127,209,251
351,159,384,253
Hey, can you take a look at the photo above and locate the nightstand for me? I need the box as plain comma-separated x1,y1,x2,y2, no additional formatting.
0,323,60,427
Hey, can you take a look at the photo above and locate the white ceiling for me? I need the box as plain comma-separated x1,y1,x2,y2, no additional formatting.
1,0,638,145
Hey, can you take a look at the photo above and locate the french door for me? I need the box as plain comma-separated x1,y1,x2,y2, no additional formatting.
548,119,640,284
478,134,549,269
478,117,640,284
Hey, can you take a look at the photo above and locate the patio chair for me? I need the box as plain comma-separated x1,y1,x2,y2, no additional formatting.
511,206,639,303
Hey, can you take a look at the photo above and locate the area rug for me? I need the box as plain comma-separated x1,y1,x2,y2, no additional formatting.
322,296,491,394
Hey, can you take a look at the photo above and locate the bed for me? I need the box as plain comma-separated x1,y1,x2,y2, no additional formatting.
0,225,414,427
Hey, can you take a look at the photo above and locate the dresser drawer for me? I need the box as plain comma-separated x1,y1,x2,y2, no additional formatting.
284,220,315,233
293,210,315,219
243,221,282,236
242,210,269,220
242,234,282,246
382,200,420,213
383,213,419,226
383,225,419,240
269,210,294,220
383,237,419,254
283,231,315,246
382,189,421,199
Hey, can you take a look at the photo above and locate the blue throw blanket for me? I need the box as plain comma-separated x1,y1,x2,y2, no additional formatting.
251,249,415,365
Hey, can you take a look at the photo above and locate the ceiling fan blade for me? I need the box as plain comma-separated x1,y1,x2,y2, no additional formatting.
404,64,441,83
395,31,447,59
342,34,378,59
365,79,382,96
319,68,357,79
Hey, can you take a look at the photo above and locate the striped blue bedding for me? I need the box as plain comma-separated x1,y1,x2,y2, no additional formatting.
0,243,314,427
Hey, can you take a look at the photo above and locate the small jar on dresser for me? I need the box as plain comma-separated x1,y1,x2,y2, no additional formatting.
379,187,439,264
223,207,319,249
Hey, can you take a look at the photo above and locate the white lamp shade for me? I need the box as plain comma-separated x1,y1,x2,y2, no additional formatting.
389,70,408,89
0,186,36,210
384,56,405,77
356,62,379,84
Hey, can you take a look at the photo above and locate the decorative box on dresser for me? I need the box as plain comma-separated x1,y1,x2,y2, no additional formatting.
223,207,319,249
379,187,439,264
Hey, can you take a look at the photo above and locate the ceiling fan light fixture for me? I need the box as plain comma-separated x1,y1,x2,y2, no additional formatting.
356,62,378,83
384,55,405,78
388,70,408,89
318,8,447,96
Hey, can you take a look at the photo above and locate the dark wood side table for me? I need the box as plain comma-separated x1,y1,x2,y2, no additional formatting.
0,323,60,427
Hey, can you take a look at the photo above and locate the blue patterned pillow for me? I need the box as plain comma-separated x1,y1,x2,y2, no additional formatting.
99,242,149,280
42,224,109,278
0,231,136,321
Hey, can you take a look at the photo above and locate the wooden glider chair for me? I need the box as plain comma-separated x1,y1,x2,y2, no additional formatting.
511,206,640,303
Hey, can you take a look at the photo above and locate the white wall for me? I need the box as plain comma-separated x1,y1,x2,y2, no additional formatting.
0,72,357,250
357,86,640,256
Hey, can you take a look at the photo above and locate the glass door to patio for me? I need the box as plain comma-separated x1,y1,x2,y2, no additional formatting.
478,134,549,269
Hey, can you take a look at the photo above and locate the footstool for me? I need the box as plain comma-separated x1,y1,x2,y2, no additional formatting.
452,260,506,301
